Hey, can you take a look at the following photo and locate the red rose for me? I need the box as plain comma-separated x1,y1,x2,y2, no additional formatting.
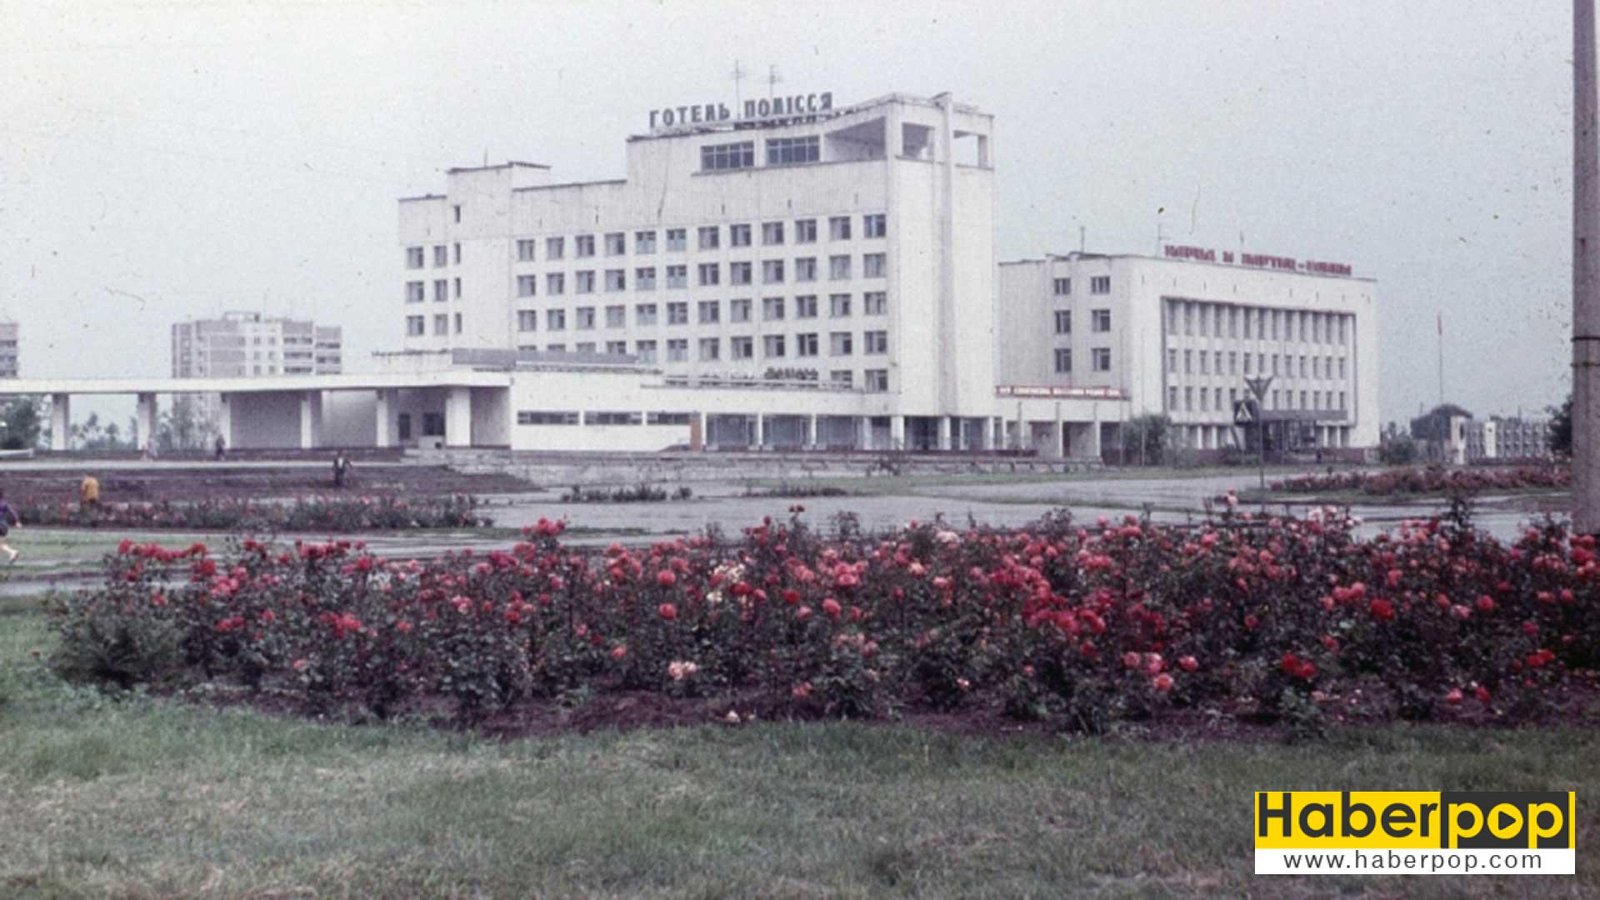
1178,655,1198,672
657,603,677,621
656,569,677,588
1475,594,1494,613
1369,598,1395,622
822,598,842,620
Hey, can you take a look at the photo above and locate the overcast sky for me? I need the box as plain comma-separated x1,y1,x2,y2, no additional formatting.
0,0,1577,424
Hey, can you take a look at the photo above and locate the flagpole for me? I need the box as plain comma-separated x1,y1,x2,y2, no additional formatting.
1576,0,1600,534
1437,311,1444,408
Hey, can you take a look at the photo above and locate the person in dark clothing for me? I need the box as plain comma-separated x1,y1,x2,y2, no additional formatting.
332,454,352,488
214,435,227,461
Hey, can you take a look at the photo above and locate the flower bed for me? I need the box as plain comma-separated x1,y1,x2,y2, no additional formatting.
50,506,1598,735
1269,465,1570,497
20,494,490,532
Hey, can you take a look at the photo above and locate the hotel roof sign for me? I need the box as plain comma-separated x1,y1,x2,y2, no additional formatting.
648,92,837,134
1162,243,1354,278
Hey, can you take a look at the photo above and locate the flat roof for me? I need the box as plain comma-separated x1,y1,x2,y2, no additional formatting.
2,369,514,397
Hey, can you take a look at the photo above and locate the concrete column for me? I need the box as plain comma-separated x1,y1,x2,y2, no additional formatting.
1047,420,1065,460
889,415,906,450
754,413,766,449
936,416,952,452
136,393,157,454
857,416,872,451
1087,419,1103,461
374,389,396,448
216,394,233,449
444,387,472,448
50,393,70,452
690,412,705,451
299,391,324,450
807,413,818,450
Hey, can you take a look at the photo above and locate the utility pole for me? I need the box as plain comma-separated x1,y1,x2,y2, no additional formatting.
1247,375,1273,492
1576,0,1600,534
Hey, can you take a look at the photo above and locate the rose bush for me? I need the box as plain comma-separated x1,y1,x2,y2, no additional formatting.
1269,465,1569,497
20,494,489,531
50,505,1599,734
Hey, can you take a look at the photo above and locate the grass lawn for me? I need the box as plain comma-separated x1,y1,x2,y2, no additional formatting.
0,602,1595,897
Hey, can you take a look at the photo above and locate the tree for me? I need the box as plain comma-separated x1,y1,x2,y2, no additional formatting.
1550,395,1573,457
1379,421,1418,465
157,395,212,453
1120,414,1172,466
0,397,43,450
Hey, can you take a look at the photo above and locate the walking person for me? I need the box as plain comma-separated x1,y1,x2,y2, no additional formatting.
0,490,22,565
80,473,100,518
332,453,352,489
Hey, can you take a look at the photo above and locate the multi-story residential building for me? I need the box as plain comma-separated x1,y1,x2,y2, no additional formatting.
398,92,997,450
0,322,18,378
997,248,1380,456
172,312,343,378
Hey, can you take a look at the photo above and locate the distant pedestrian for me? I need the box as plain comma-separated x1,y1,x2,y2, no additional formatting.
332,454,352,488
0,490,21,565
214,435,227,461
80,474,100,510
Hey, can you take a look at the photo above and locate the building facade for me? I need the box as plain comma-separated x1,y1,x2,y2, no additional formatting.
0,322,17,378
1466,416,1553,462
172,312,343,378
398,92,998,450
997,250,1380,456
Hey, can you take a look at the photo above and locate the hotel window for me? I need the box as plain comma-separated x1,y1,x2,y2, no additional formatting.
1271,354,1280,376
831,370,853,387
795,295,818,318
576,307,596,330
795,218,818,243
700,337,721,360
546,237,565,260
453,242,462,264
762,296,785,321
546,273,565,295
1053,277,1071,296
763,335,787,358
730,298,752,322
667,339,689,362
829,255,852,280
1168,386,1179,410
1092,347,1112,371
762,260,785,284
1300,355,1308,377
1200,352,1209,375
454,277,461,299
575,234,595,258
1092,309,1111,332
865,369,889,392
575,271,596,294
518,411,580,426
666,228,687,252
605,269,626,292
863,253,887,278
1054,310,1071,334
730,223,752,247
665,265,688,289
730,262,753,285
575,342,595,354
701,140,755,171
829,216,852,241
1184,350,1192,374
1054,348,1072,373
605,305,626,328
863,291,886,315
635,303,658,326
406,315,425,336
796,333,819,357
762,221,785,245
731,336,754,359
1339,358,1347,379
516,240,536,262
1271,310,1281,340
698,263,720,286
1090,275,1111,294
698,226,720,250
766,135,820,165
546,343,566,353
1184,387,1193,411
795,257,817,282
604,232,626,256
406,247,424,269
517,275,537,297
863,214,887,238
698,300,721,323
1229,351,1238,375
433,314,448,335
636,340,658,363
864,330,888,354
829,293,852,317
636,267,657,291
406,281,425,303
635,230,657,254
667,302,689,325
830,331,854,356
1339,390,1347,409
1244,353,1253,375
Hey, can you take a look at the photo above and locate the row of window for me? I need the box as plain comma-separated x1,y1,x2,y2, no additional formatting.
701,136,824,171
1165,299,1351,346
1167,347,1349,381
1051,309,1112,334
509,215,886,263
514,294,887,329
518,411,693,426
1051,276,1112,296
1169,385,1348,415
1051,347,1113,373
505,327,888,360
406,314,463,337
508,254,887,297
406,278,462,303
404,242,462,270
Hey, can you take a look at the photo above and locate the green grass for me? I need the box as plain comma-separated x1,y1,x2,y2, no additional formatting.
0,607,1595,897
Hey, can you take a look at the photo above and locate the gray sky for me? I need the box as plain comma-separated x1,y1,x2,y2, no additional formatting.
0,0,1576,425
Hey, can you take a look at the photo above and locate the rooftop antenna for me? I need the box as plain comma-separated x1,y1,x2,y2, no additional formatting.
767,65,782,99
731,60,747,111
1079,225,1086,254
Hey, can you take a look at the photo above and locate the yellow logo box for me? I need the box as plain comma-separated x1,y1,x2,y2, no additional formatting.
1255,792,1575,850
